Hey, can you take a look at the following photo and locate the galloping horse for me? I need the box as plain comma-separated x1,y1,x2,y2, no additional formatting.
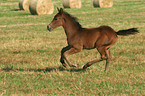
47,8,139,71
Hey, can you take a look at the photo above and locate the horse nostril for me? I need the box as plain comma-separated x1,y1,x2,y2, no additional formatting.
47,25,51,31
47,24,53,31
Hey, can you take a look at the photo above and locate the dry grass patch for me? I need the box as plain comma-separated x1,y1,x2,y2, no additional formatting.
0,0,145,95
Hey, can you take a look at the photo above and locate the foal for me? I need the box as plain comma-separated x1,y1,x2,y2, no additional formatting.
47,8,139,71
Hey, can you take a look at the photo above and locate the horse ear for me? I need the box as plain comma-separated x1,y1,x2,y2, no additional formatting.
57,7,60,12
59,8,63,15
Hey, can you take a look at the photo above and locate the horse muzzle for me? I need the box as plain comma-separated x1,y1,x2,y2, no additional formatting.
47,25,53,32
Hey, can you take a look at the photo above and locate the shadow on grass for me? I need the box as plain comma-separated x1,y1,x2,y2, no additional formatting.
11,9,21,11
11,9,31,16
1,65,13,72
1,66,85,73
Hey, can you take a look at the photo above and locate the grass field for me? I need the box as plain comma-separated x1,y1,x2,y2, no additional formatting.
0,0,145,95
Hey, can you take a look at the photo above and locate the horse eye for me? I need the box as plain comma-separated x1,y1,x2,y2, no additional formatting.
54,18,57,20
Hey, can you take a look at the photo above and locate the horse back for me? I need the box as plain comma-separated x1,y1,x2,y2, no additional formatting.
81,25,117,49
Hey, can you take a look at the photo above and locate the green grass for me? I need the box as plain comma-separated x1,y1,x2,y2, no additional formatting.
0,0,145,95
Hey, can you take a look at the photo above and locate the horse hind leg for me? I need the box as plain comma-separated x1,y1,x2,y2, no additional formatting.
105,47,111,72
83,46,110,71
83,47,106,69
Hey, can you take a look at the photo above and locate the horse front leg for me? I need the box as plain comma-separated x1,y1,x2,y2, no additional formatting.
62,46,82,67
60,46,71,68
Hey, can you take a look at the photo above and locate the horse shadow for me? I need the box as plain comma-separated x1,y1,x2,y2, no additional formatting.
1,66,85,73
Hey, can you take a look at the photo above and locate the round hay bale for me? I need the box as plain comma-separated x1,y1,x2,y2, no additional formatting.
93,0,113,8
63,0,81,8
29,0,54,15
19,0,31,10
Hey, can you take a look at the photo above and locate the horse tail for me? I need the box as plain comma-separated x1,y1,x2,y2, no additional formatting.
116,28,139,36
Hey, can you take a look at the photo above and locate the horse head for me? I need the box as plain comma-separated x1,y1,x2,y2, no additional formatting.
47,8,65,31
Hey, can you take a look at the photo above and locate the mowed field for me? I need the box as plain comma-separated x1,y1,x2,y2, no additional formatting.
0,0,145,95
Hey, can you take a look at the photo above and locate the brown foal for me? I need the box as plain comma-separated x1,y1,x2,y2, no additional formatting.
47,8,139,72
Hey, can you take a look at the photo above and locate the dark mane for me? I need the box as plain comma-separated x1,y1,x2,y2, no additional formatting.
63,11,83,29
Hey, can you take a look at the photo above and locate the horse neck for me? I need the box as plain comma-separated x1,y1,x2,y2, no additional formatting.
62,16,80,39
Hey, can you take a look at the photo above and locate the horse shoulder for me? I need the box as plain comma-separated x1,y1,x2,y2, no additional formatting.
67,32,83,48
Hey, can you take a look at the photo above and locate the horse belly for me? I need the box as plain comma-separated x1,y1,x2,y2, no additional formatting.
81,29,100,49
83,41,96,49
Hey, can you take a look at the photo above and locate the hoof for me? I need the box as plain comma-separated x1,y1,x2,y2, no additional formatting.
70,64,79,67
62,63,67,68
83,65,87,70
83,62,92,70
105,69,109,72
